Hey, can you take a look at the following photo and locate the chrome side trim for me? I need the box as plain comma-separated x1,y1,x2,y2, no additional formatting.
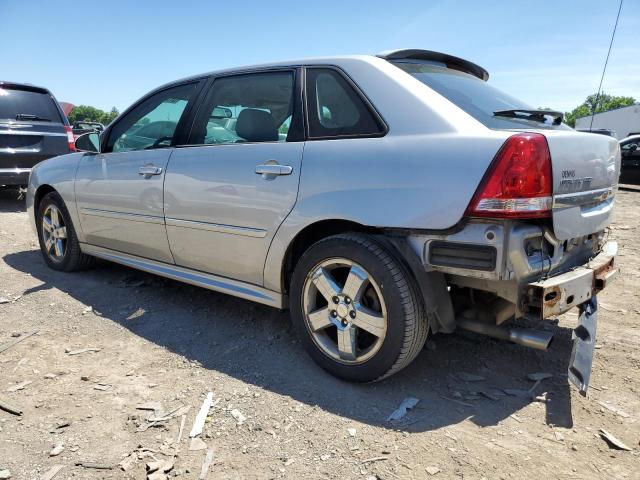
80,207,164,225
0,167,32,174
79,244,283,308
165,217,267,238
553,187,614,208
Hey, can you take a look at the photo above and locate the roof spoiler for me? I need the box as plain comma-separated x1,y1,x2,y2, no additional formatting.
376,49,489,81
0,81,50,94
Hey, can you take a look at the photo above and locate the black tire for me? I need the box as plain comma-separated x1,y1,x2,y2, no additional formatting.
290,233,428,382
36,191,95,272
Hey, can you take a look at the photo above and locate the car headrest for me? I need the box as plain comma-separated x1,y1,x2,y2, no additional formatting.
236,109,278,142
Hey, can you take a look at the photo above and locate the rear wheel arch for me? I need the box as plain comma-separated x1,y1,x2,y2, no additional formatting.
281,220,455,334
281,219,381,296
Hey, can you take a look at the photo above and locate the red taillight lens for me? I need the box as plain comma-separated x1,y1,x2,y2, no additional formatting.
467,133,552,219
64,125,76,152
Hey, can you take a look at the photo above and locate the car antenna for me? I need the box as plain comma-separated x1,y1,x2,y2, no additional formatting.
589,0,624,131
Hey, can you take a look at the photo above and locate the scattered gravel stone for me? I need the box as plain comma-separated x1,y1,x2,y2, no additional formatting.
50,443,65,456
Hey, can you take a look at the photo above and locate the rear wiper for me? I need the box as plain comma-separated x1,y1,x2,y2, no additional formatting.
15,113,51,122
493,109,563,125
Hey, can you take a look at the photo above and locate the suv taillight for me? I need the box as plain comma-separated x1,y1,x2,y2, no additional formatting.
64,125,76,152
466,133,552,219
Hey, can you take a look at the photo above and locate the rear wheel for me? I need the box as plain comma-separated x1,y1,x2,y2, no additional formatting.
290,233,428,382
36,191,94,271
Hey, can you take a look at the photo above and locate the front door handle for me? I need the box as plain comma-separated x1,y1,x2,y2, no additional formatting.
255,164,293,176
138,165,163,176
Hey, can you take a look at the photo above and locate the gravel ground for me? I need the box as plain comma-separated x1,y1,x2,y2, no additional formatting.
0,186,638,479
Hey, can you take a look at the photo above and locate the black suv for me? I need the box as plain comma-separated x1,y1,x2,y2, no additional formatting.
0,81,75,187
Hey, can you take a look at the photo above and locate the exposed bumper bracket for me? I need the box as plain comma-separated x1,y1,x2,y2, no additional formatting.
568,296,598,396
525,241,617,319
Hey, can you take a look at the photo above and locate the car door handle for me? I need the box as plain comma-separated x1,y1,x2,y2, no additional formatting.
255,164,293,176
138,165,163,176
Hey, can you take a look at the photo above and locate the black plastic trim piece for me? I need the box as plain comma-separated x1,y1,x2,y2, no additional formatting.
428,241,497,271
377,49,489,81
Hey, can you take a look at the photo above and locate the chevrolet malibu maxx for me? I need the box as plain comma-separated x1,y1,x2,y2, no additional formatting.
27,50,620,392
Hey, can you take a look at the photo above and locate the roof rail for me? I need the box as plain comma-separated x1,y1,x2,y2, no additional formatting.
376,49,489,81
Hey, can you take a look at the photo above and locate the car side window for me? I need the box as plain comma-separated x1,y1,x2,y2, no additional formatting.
621,140,640,157
189,72,295,145
107,83,197,153
305,68,385,138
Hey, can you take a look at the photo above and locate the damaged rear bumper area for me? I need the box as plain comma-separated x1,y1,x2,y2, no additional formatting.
524,241,617,394
525,241,618,319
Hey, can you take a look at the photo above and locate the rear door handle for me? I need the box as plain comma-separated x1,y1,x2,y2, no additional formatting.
138,165,163,176
255,164,293,176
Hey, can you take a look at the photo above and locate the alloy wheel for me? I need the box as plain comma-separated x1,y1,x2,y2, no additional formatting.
42,204,67,262
302,258,387,364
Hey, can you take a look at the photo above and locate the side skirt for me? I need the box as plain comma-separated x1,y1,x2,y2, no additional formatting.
80,243,284,309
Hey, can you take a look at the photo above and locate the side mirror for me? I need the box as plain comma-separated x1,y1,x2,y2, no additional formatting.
628,143,638,153
75,132,101,153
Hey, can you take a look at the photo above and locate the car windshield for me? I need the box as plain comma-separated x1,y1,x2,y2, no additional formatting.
0,86,62,122
393,61,570,131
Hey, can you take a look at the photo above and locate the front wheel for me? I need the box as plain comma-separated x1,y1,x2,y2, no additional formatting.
290,233,428,382
36,191,95,272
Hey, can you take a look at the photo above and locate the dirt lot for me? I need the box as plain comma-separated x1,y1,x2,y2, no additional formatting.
0,187,638,480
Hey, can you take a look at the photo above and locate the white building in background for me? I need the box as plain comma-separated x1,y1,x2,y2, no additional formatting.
575,104,640,139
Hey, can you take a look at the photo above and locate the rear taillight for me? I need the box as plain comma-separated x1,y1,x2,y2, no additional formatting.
466,133,552,219
64,125,76,152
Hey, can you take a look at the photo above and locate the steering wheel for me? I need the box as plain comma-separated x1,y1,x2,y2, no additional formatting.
150,136,173,148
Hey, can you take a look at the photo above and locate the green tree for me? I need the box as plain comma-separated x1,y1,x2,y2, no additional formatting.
67,105,104,124
565,93,636,127
67,105,119,126
100,107,119,125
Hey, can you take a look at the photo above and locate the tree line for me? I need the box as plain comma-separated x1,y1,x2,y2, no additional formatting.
564,93,636,127
67,105,119,126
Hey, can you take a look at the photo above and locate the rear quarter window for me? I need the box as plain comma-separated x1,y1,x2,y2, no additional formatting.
0,87,63,123
305,68,386,138
393,62,570,131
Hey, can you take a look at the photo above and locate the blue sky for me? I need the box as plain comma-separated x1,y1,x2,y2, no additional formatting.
1,0,638,113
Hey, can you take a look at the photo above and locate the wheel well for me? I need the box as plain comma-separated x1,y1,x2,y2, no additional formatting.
281,219,381,294
34,184,56,211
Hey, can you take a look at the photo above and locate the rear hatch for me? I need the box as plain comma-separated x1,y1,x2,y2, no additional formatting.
544,130,620,240
0,83,71,170
390,58,620,239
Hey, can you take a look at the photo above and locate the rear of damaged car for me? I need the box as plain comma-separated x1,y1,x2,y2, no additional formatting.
272,50,619,392
24,50,619,392
375,50,619,394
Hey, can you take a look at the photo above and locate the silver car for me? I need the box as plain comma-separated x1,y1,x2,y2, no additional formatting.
27,49,620,391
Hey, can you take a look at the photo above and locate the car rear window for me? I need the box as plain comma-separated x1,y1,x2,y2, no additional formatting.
393,61,569,131
0,86,63,123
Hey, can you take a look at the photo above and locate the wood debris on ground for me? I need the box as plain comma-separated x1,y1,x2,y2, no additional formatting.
65,347,101,355
199,449,214,480
40,465,63,480
599,429,632,451
0,399,22,416
0,331,37,354
190,392,214,438
6,380,31,392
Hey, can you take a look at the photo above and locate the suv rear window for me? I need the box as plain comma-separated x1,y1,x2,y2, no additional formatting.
0,86,63,123
393,62,569,131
